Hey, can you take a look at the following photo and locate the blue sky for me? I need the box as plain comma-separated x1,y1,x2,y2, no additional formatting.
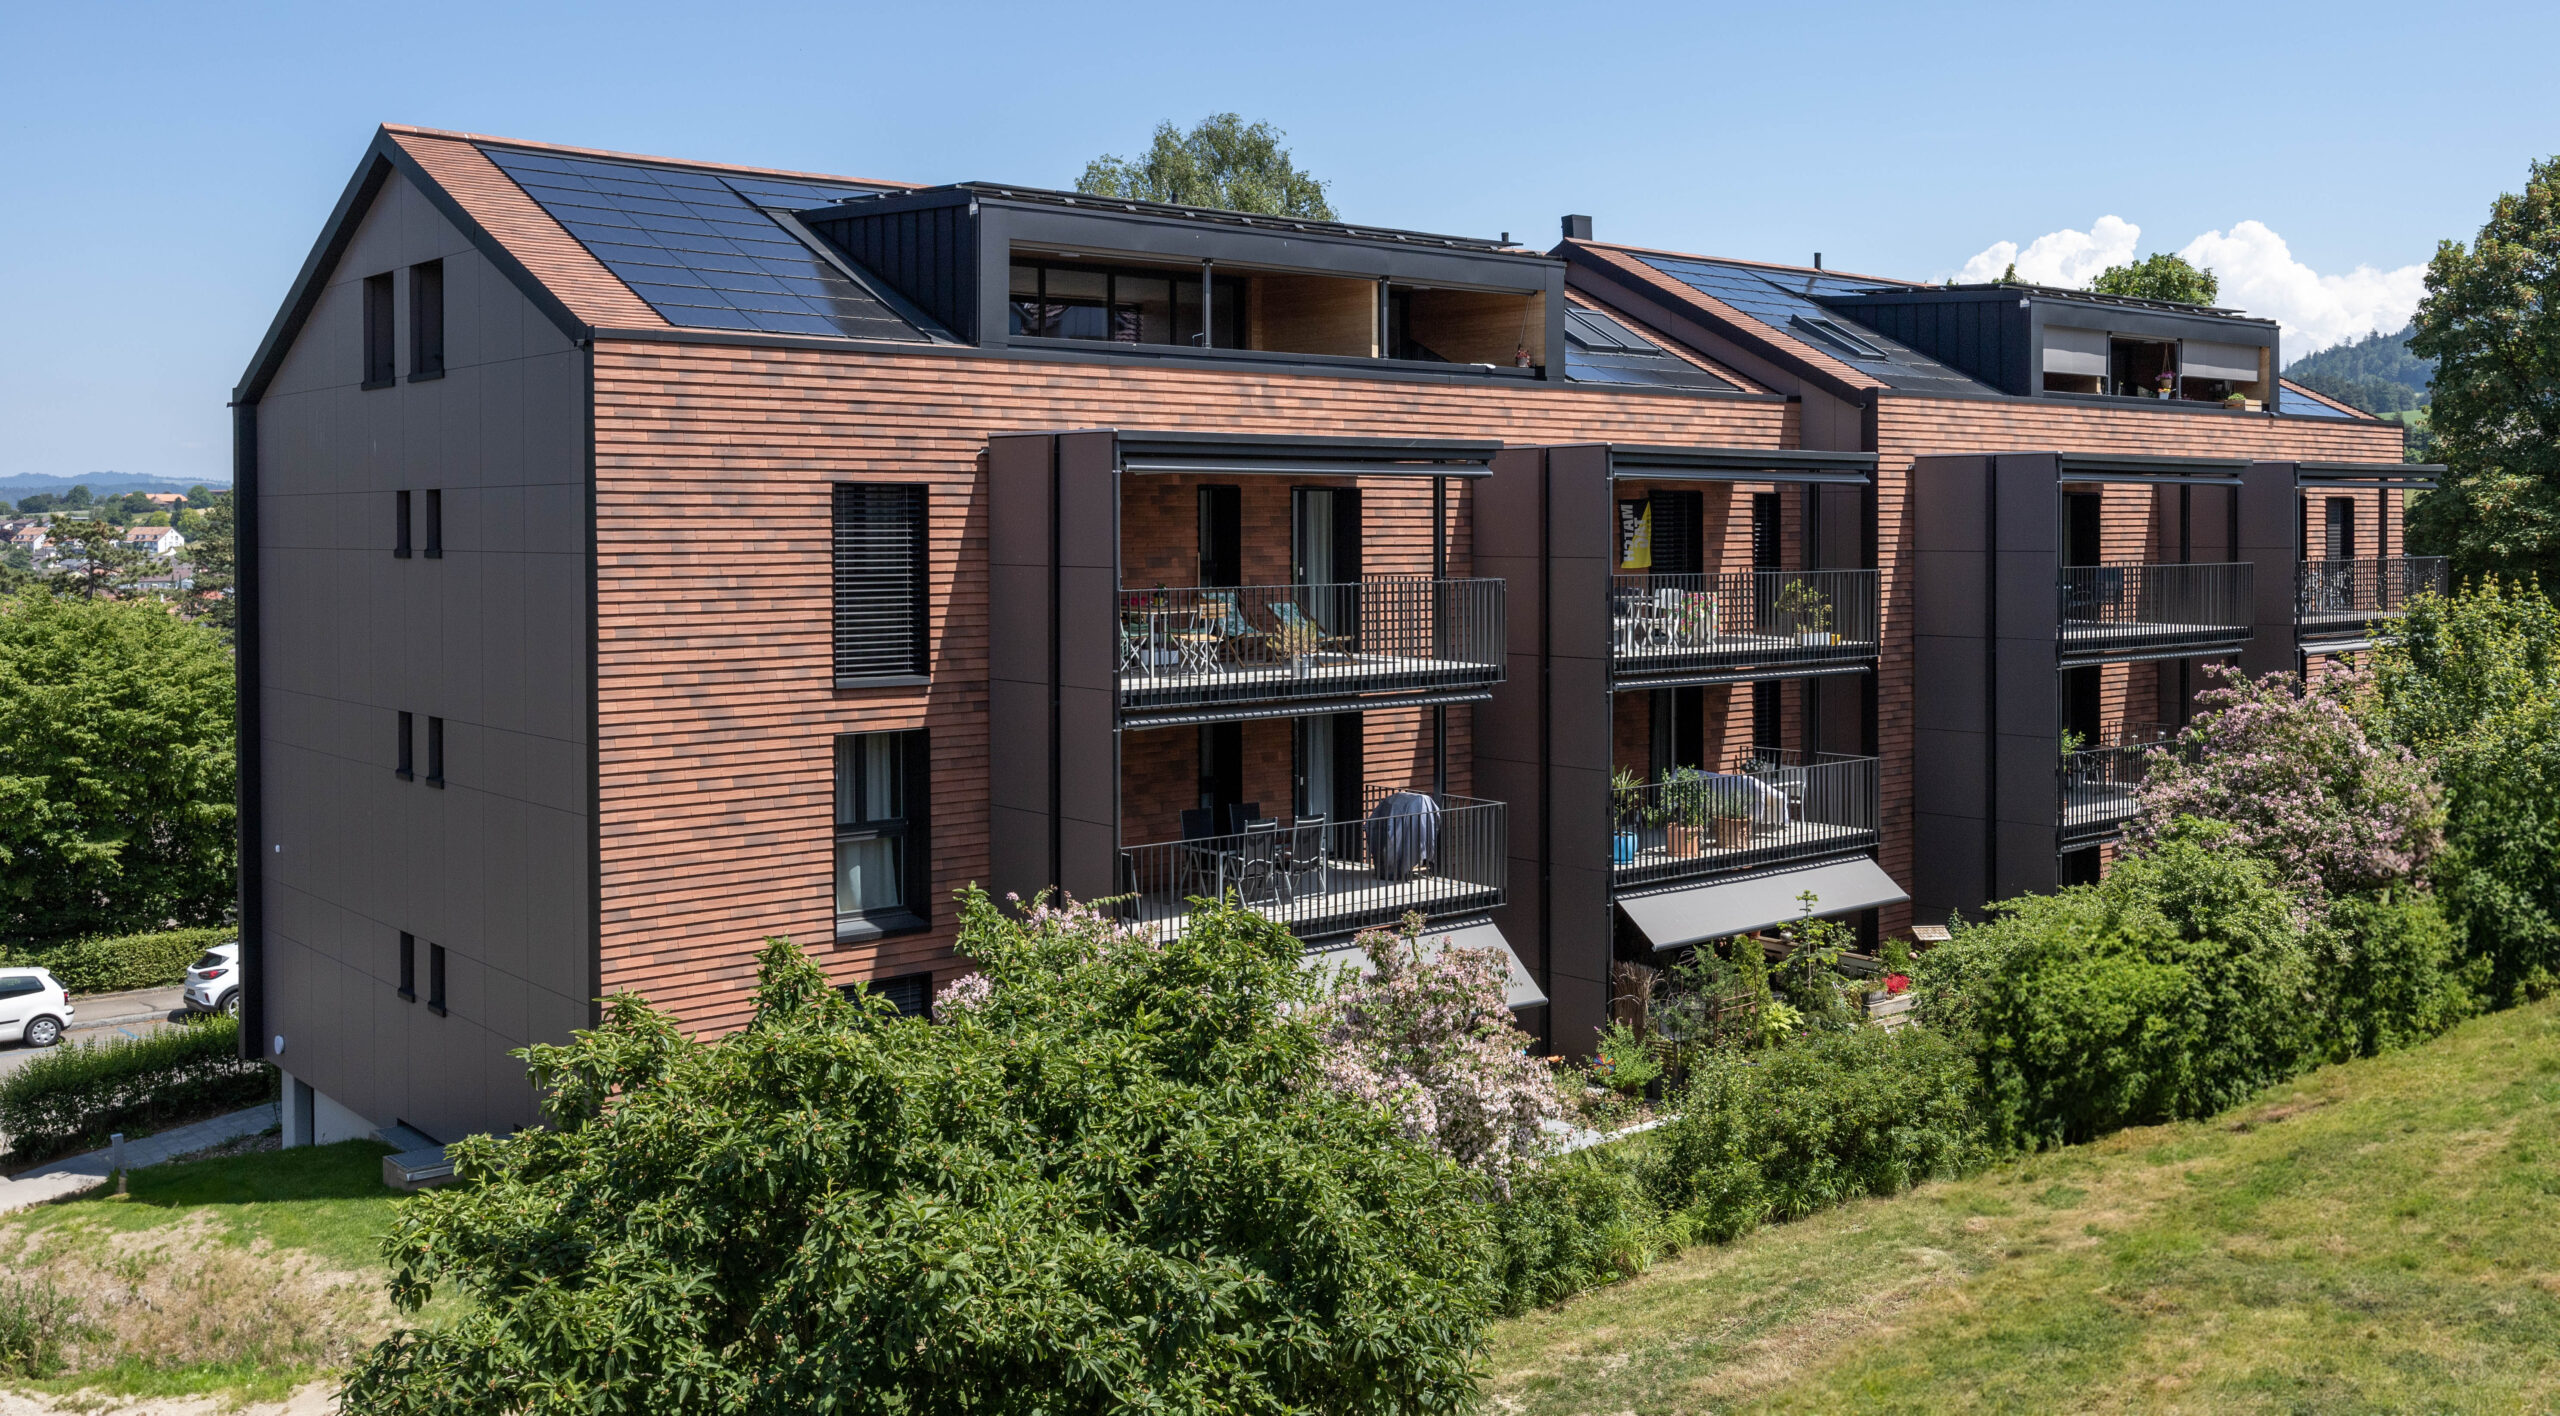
2,0,2550,485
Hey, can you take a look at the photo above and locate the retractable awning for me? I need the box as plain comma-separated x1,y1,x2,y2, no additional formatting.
1617,858,1907,952
1302,920,1547,1010
1605,444,1878,485
1116,431,1500,479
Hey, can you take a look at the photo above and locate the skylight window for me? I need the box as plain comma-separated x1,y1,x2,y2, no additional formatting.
1564,307,1655,356
1789,314,1887,360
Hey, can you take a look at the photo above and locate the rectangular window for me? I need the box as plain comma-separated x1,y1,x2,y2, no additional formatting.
424,489,443,559
832,484,929,682
394,490,412,558
427,943,447,1015
362,272,396,387
426,716,444,788
398,932,416,1000
396,711,414,780
2325,497,2357,560
408,260,444,380
836,730,929,940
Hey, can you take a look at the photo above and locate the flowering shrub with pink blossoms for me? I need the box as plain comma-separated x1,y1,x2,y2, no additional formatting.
1313,913,1563,1188
2128,662,2442,899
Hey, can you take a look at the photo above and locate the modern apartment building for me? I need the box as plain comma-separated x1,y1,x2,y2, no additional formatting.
235,127,2419,1143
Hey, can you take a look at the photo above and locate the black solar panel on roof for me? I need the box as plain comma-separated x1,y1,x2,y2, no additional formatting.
1635,254,1996,394
481,147,929,342
1564,307,1654,355
1561,305,1734,391
2279,387,2351,418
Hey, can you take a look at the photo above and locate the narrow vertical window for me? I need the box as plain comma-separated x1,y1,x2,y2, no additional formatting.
832,484,929,682
426,716,444,787
362,272,396,387
427,943,447,1015
394,490,412,558
835,729,929,939
408,259,445,380
423,489,443,559
398,932,416,1000
396,711,414,780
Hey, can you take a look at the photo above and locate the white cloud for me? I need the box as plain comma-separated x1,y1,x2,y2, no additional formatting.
1958,215,2141,287
2175,221,2425,359
1958,216,2426,359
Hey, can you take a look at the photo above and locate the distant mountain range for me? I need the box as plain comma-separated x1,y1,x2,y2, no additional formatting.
0,472,229,499
2285,324,2434,415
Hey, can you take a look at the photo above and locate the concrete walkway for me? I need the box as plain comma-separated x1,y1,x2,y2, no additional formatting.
0,1102,278,1216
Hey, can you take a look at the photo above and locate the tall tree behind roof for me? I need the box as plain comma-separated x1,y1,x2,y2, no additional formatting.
2408,154,2560,584
2087,252,2220,306
1077,114,1336,220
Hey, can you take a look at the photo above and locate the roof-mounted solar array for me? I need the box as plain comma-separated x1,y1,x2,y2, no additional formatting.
1632,255,1994,395
1561,306,1735,391
480,146,931,341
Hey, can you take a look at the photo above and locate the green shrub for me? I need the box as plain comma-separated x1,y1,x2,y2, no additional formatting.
1644,1026,1985,1243
0,1013,271,1162
2315,889,2482,1061
0,1277,86,1378
3,925,232,994
342,894,1500,1415
1488,1142,1676,1313
1915,824,2314,1146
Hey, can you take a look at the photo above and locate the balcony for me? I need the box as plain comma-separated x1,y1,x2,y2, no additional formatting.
2057,562,2252,657
1117,577,1504,723
2297,556,2449,638
2060,724,2173,840
1609,570,1879,684
1118,789,1506,942
1610,751,1880,890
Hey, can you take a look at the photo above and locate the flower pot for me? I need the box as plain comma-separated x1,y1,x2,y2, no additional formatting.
1612,831,1637,864
1667,823,1704,858
1711,817,1753,850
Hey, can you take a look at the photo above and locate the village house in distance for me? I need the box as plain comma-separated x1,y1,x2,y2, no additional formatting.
233,125,2422,1145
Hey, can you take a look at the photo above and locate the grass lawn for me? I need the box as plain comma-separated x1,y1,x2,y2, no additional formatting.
1,1138,409,1404
1487,998,2560,1414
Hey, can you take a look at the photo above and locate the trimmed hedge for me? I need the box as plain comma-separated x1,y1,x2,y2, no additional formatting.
0,1014,271,1162
1,926,232,995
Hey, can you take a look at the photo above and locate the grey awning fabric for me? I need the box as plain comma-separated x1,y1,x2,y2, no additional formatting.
2042,326,2108,375
1302,921,1547,1010
1617,858,1908,952
2180,338,2263,383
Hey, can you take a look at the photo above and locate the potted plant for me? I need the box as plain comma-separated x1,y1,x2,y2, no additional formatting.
2156,370,2177,399
2224,390,2247,409
1660,767,1706,857
1610,767,1643,864
2059,728,2089,789
1710,801,1753,850
1775,579,1835,646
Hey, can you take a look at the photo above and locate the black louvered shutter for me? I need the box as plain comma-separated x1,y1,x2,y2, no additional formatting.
833,485,928,681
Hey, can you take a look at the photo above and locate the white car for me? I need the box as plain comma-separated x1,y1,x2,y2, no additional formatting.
0,967,74,1048
183,942,243,1017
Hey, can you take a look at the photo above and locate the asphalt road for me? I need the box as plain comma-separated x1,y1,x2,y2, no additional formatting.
0,985,191,1083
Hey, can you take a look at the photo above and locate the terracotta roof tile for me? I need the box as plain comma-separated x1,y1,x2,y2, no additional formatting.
389,130,666,331
383,123,919,191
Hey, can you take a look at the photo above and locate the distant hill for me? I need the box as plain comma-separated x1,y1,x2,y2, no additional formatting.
2285,324,2433,415
0,472,228,500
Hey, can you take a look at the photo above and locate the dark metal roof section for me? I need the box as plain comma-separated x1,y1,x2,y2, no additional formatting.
1602,444,1878,483
1630,254,1995,394
1109,429,1501,478
1936,280,2246,318
478,144,936,341
847,181,1527,253
1561,307,1737,391
2052,452,2252,485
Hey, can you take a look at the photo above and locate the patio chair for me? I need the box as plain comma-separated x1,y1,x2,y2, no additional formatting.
1222,801,1262,836
1174,590,1253,674
1118,617,1147,675
1278,813,1328,905
1266,601,1349,662
1232,818,1283,907
1176,808,1221,897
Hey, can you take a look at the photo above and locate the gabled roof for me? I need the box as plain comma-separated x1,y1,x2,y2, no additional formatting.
1560,240,1992,397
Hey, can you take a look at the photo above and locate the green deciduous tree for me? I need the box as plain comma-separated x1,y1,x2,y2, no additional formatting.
2406,155,2560,584
2088,252,2220,306
342,893,1499,1415
0,589,237,942
1078,114,1336,220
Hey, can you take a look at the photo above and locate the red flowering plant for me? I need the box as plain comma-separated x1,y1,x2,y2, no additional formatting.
1883,974,1912,995
2127,662,2442,902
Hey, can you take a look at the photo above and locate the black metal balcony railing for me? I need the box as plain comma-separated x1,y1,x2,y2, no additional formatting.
2057,562,2252,653
1118,788,1506,942
2296,556,2449,634
1609,570,1879,681
1117,577,1504,716
1610,750,1880,890
2060,723,2174,838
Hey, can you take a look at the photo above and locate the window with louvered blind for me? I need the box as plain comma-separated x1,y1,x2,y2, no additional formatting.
833,484,929,682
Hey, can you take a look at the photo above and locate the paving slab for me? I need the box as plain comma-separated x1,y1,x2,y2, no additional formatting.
0,1103,279,1216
